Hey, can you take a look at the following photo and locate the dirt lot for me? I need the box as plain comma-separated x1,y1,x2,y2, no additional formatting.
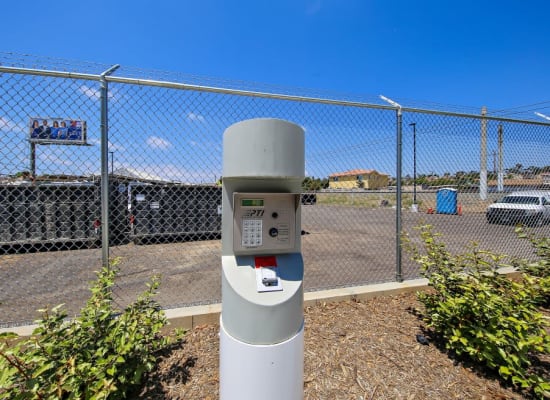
2,205,549,328
136,292,528,399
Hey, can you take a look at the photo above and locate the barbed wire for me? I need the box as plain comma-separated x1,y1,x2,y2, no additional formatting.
4,51,547,121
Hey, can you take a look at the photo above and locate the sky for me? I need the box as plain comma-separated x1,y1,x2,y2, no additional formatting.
2,0,549,116
1,0,550,182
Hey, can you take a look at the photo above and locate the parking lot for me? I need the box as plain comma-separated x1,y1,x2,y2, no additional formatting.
1,204,549,328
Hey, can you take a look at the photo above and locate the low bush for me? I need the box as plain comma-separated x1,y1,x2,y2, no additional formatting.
515,226,550,308
0,259,182,399
403,224,550,398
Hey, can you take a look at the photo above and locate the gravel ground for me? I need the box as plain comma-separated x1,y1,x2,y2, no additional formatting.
135,292,528,399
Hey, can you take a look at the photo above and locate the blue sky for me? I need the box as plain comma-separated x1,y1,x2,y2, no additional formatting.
3,0,549,115
1,1,550,182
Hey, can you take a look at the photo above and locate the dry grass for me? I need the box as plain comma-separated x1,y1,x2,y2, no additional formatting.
136,292,528,399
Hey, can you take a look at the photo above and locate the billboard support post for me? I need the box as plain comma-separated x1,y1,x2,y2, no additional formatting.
29,142,36,180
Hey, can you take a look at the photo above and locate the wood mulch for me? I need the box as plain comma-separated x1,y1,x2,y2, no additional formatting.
136,292,529,399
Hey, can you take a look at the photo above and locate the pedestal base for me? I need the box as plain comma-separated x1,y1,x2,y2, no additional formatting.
219,317,304,400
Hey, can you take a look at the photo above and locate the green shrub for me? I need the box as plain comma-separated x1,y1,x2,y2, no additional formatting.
403,224,550,398
515,226,550,307
0,259,181,399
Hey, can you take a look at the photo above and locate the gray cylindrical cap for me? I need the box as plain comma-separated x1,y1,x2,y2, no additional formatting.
223,118,305,179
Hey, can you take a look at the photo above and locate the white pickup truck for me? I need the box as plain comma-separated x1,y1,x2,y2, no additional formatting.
486,190,550,226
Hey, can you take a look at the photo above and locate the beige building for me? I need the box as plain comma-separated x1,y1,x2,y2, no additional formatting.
328,169,390,190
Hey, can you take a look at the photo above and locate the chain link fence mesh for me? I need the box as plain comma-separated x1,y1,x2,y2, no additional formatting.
1,53,550,327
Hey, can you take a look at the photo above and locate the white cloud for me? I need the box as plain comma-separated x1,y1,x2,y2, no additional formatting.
108,141,127,152
146,135,172,150
87,139,126,152
79,85,117,101
187,112,205,122
79,85,100,99
38,152,73,166
0,116,27,133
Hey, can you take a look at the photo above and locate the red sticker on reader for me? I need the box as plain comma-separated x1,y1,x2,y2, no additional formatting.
254,256,277,268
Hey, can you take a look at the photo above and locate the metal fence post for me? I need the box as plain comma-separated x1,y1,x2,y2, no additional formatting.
380,95,404,283
497,124,504,192
99,65,120,267
395,108,403,282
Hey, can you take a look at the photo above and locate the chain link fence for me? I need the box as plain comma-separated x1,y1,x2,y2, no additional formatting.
1,53,550,327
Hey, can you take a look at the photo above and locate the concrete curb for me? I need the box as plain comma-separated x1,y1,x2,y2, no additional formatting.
154,278,431,333
164,267,519,333
1,267,520,337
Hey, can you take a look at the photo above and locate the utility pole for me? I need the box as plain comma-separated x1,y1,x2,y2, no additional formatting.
480,106,487,200
492,150,497,178
409,122,417,210
497,124,504,192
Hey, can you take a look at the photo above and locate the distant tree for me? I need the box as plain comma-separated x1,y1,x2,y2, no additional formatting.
466,171,480,180
302,177,328,191
14,171,31,178
302,177,314,190
416,174,428,185
455,171,466,178
526,165,542,175
507,163,524,175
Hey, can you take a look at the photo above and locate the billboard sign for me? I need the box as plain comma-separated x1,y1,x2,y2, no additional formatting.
29,117,87,145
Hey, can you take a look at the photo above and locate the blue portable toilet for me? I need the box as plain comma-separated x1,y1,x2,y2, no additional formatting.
436,188,458,214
